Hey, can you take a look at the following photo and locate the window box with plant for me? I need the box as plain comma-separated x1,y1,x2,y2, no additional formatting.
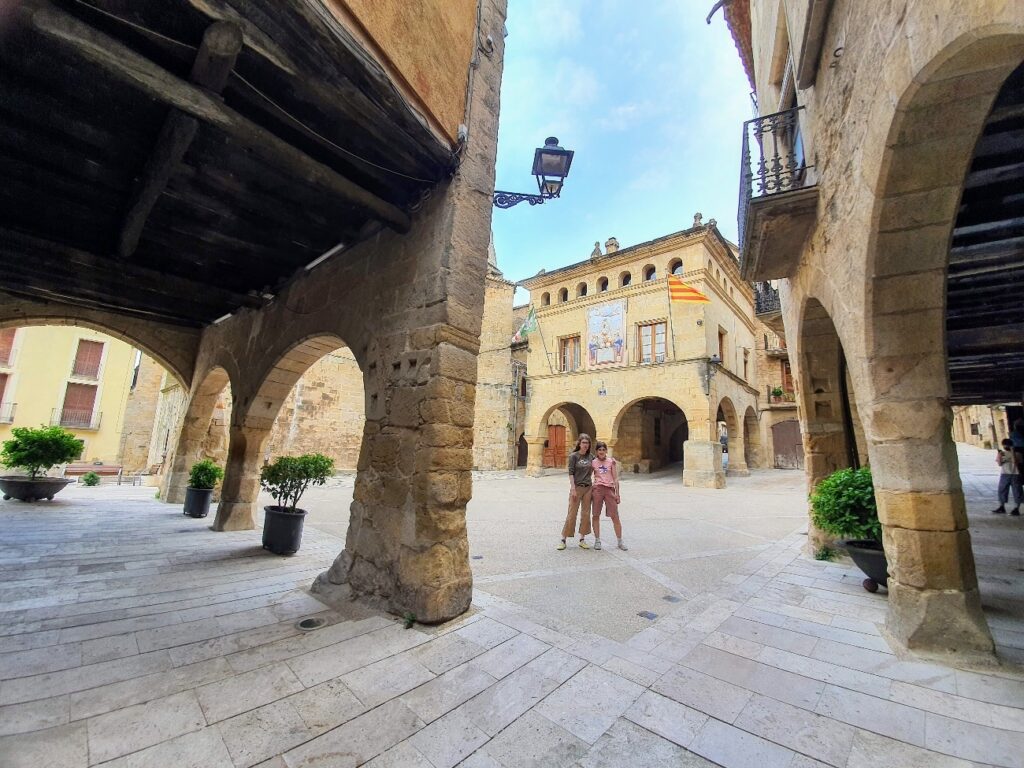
0,425,83,502
770,386,784,403
260,453,334,555
810,466,888,592
184,459,224,518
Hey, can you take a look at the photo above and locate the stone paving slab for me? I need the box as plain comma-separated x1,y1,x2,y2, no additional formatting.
0,448,1022,767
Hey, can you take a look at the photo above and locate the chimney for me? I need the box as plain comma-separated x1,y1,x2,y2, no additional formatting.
604,237,619,254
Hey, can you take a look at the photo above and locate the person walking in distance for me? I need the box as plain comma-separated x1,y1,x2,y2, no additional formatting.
590,441,627,551
558,434,594,550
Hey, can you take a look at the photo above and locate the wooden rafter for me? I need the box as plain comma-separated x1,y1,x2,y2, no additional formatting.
118,21,243,259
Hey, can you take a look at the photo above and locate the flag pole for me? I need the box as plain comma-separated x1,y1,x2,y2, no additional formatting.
535,308,554,375
666,278,677,361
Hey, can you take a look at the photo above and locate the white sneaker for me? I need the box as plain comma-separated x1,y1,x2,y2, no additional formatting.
594,538,602,550
617,539,628,551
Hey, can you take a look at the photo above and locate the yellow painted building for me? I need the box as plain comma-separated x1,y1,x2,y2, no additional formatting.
0,326,147,466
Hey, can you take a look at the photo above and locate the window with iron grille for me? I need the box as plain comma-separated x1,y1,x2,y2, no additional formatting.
61,382,98,427
638,322,666,364
560,335,581,372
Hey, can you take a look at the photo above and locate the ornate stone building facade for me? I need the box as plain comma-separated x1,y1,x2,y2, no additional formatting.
723,0,1024,656
519,220,761,487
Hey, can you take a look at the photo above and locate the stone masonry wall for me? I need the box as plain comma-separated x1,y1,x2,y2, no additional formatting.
117,353,164,473
472,271,518,470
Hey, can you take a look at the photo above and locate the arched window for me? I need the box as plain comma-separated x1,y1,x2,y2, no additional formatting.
519,376,527,397
577,282,588,298
644,265,656,281
541,292,550,306
559,287,569,303
598,277,609,292
669,259,683,275
620,271,632,287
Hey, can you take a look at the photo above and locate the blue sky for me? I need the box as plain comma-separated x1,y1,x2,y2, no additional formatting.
491,1,752,302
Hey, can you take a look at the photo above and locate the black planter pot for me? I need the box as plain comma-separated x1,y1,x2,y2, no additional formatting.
262,505,307,555
183,487,214,518
845,539,888,592
0,476,73,502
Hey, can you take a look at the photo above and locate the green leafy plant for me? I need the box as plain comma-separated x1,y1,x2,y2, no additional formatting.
814,546,837,561
80,471,101,487
771,386,784,397
810,467,881,542
260,453,334,512
402,611,416,629
188,459,224,490
1,426,83,479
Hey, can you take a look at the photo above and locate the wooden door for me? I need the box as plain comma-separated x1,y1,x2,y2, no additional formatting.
772,420,803,469
543,425,566,468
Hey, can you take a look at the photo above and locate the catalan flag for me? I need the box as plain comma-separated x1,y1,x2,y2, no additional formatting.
668,274,710,303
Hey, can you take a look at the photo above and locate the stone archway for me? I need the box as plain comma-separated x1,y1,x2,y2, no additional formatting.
716,396,746,475
860,36,1024,655
163,366,232,505
611,396,687,475
528,401,599,472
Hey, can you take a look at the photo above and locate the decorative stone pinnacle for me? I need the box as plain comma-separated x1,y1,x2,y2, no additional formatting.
693,212,703,226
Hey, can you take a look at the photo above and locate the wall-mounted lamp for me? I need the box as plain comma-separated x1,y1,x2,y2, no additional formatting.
703,354,722,395
493,137,575,209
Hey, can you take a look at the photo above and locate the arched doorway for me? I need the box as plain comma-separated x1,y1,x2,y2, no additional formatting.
743,406,762,468
612,397,687,474
517,433,528,467
716,397,741,472
539,402,597,468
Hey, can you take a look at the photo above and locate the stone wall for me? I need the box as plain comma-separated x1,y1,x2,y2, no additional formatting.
117,354,165,473
472,266,519,470
952,405,1011,450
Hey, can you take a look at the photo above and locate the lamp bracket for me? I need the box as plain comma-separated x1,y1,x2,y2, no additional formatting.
493,190,549,209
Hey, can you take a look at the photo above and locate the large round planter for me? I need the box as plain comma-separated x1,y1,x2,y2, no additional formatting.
262,506,307,555
845,539,888,591
183,487,214,518
0,476,73,502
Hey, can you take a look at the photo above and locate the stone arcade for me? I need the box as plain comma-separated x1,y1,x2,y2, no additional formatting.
0,0,508,623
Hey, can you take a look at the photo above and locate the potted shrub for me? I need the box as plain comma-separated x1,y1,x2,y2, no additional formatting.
0,426,83,502
771,386,784,403
260,453,334,555
184,459,224,518
810,466,888,592
80,471,101,487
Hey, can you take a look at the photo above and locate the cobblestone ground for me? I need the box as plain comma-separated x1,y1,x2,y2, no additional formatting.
0,445,1021,767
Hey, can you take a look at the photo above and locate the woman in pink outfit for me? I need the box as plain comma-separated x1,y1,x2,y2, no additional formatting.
590,441,627,551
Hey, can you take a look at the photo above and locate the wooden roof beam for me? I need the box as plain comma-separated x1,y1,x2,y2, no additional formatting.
118,21,242,259
25,0,412,233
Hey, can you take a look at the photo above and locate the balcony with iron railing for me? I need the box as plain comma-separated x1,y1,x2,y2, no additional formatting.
0,402,14,423
738,106,819,281
754,281,785,334
52,408,102,430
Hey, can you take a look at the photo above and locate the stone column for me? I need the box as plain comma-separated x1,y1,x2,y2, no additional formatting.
213,425,269,531
867,402,993,656
682,440,726,488
727,429,748,476
525,437,546,477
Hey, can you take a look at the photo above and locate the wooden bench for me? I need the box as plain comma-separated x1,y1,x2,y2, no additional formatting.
63,464,123,483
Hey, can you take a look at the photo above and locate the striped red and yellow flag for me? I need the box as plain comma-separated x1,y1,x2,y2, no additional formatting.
668,275,710,303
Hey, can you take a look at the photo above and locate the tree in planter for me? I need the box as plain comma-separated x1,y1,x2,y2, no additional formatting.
810,466,887,591
260,454,334,511
2,426,83,479
259,454,334,555
189,459,224,490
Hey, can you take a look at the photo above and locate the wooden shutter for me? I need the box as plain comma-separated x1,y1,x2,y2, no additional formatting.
0,329,14,366
0,373,8,403
62,383,98,426
73,340,104,378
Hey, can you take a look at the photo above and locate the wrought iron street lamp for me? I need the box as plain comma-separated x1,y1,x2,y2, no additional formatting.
703,354,722,395
493,137,574,209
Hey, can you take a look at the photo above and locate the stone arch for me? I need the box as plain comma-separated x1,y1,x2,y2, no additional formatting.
541,292,551,306
162,366,233,505
558,287,569,303
526,401,598,473
576,281,588,298
858,33,1024,655
619,271,632,287
611,396,687,474
643,264,656,281
0,314,190,390
743,406,762,468
597,276,609,292
214,334,350,531
668,258,683,275
716,396,745,474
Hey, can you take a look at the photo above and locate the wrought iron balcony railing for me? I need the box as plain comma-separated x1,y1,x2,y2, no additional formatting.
52,408,102,430
754,282,781,315
0,402,14,423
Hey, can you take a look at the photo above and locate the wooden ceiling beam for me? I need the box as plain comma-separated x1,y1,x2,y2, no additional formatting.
117,21,242,259
25,0,412,233
0,229,264,311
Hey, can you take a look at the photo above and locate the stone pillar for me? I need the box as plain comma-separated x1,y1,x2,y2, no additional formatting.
213,425,269,531
525,437,546,477
727,430,748,476
319,341,477,623
867,403,993,656
682,440,726,488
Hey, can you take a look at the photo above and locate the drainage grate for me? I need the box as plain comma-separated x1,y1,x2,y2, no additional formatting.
295,617,327,632
661,595,682,603
637,611,658,620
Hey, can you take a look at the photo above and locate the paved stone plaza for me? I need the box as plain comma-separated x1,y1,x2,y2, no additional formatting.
0,445,1021,767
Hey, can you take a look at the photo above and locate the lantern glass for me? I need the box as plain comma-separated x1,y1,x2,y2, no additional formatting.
542,178,563,197
531,137,574,180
